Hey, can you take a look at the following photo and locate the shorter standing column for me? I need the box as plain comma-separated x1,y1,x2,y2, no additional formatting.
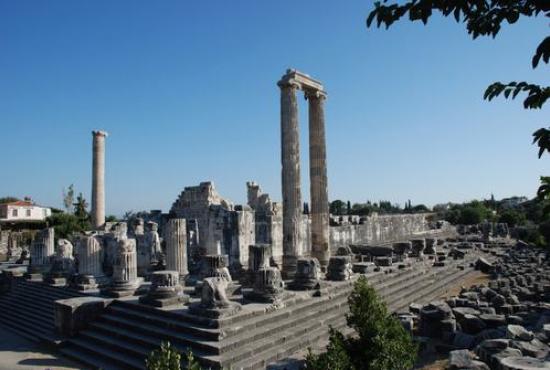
104,238,139,297
75,234,104,291
165,218,188,281
27,227,55,280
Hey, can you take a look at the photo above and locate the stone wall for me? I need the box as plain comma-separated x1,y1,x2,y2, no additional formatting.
329,213,432,251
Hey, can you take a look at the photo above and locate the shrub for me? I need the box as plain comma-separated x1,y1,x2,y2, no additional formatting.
146,341,181,370
306,276,417,370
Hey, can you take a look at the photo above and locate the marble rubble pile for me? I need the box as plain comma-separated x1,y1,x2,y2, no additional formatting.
405,241,550,369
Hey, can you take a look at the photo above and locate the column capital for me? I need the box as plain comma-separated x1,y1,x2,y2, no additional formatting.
304,89,327,100
92,130,109,138
277,78,301,90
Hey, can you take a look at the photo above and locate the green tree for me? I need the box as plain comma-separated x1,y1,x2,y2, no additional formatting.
330,200,347,216
0,197,20,204
306,328,353,370
105,215,118,222
458,206,485,224
498,209,526,227
73,193,89,220
306,276,417,370
367,1,550,205
46,213,90,239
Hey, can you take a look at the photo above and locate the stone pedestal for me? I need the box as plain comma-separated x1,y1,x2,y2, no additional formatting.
199,254,231,281
190,277,241,318
246,266,285,303
289,257,321,290
45,239,75,286
104,238,139,298
140,270,188,307
326,256,352,281
165,218,188,280
393,241,412,262
247,244,272,284
425,238,437,255
55,297,110,337
411,239,426,258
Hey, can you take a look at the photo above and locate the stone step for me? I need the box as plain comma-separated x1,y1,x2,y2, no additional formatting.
61,337,146,370
0,298,54,326
3,291,58,315
14,280,83,300
218,284,354,338
374,264,434,291
92,313,217,355
0,299,54,333
216,294,350,357
384,264,470,308
0,308,58,343
58,345,127,370
217,308,348,368
389,266,475,312
89,320,210,359
397,267,477,309
106,303,221,340
377,268,436,300
229,316,349,370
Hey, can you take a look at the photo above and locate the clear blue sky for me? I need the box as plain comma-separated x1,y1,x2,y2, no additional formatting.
1,1,548,216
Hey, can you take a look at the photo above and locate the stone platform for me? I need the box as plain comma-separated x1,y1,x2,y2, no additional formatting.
0,247,497,370
55,251,489,370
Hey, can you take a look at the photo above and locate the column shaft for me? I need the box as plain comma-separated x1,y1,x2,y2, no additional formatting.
280,83,302,277
165,218,188,278
308,93,330,268
92,131,107,229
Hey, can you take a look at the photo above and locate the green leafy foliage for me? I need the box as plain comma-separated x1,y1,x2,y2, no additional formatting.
306,276,417,370
367,0,550,214
498,209,526,227
145,342,202,370
146,342,182,370
184,349,201,370
330,200,347,215
306,328,353,370
46,212,91,239
0,197,21,204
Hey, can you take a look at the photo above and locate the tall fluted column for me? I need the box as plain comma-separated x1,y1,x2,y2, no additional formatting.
92,130,108,229
279,80,302,278
165,218,188,280
307,91,330,269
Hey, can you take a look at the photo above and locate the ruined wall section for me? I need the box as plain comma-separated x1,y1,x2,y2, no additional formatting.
171,182,254,275
329,213,432,251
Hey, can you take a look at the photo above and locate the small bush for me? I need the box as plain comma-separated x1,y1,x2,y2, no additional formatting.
306,276,417,370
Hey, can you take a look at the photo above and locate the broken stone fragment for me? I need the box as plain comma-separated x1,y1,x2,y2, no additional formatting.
507,325,535,342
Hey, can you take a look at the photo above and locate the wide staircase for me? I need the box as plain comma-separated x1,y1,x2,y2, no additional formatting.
0,278,83,345
56,253,484,370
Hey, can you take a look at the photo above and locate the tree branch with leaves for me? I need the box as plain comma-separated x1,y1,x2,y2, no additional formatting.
367,0,550,201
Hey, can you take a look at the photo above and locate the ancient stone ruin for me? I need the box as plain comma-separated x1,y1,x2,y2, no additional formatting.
0,70,528,370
